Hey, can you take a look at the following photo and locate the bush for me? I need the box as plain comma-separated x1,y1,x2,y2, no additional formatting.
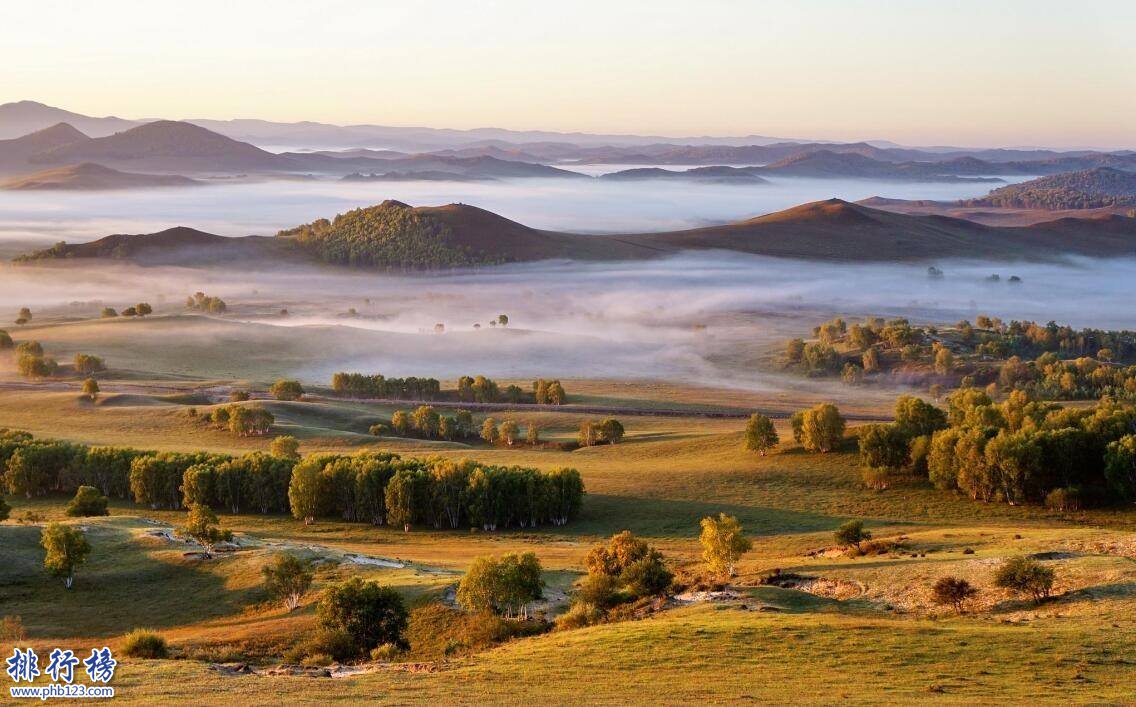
270,379,305,401
65,485,109,517
555,602,605,630
370,643,404,662
993,557,1055,604
834,519,871,549
930,576,978,614
1044,486,1083,512
317,578,408,657
120,629,169,659
289,628,357,663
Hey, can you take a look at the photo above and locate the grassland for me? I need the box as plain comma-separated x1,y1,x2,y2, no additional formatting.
2,316,1135,704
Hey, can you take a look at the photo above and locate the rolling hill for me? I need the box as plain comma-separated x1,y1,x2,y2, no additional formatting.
14,226,294,265
0,162,198,191
758,150,1003,182
29,120,285,173
0,122,91,173
16,198,1136,268
964,168,1136,210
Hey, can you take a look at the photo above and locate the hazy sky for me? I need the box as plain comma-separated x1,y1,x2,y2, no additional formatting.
2,0,1133,147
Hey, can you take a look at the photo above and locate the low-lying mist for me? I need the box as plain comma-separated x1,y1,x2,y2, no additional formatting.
0,174,1022,246
4,251,1134,388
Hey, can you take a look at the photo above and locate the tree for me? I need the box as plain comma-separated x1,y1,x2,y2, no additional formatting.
135,303,153,316
457,552,544,618
65,486,108,517
934,347,955,374
100,307,118,318
598,418,624,444
799,403,845,453
385,470,426,531
81,378,100,401
181,503,232,558
525,423,540,446
228,405,274,436
699,513,752,578
480,417,500,444
785,338,805,364
288,458,327,524
230,389,250,402
1104,435,1136,500
317,578,408,655
744,414,778,455
17,307,32,323
834,519,871,550
41,523,90,589
931,577,978,614
497,314,509,327
74,354,106,375
390,410,412,436
121,306,137,317
577,421,600,447
857,424,910,487
583,531,672,599
0,495,9,522
0,330,12,349
270,435,300,460
263,554,314,611
993,557,1055,604
499,420,519,445
412,405,440,438
893,396,947,438
270,379,304,401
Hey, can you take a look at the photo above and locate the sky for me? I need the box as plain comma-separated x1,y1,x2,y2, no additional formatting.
2,0,1134,148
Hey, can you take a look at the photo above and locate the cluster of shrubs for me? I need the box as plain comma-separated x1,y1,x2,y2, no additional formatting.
577,419,624,447
856,390,1136,506
97,303,152,319
14,341,58,379
0,429,585,531
377,406,475,441
4,337,107,381
199,404,275,437
992,352,1136,401
558,531,673,629
787,315,1136,401
185,291,227,314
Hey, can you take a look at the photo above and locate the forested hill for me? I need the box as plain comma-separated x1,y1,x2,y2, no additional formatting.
965,168,1136,210
275,200,646,268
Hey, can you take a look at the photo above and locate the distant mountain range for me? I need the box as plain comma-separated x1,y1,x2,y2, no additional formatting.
0,102,1133,188
17,198,1136,267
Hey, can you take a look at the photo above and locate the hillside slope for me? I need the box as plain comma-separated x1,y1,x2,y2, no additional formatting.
0,122,91,174
964,168,1136,210
618,198,1136,260
1,163,198,191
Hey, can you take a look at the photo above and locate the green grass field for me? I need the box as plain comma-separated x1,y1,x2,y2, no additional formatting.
2,316,1135,704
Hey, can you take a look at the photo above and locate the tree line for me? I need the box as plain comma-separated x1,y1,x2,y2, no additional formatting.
331,372,567,405
0,429,584,531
